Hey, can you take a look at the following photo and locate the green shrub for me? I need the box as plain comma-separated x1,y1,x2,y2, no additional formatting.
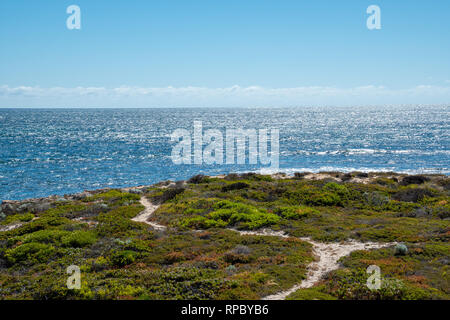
323,182,349,197
96,205,144,237
276,206,319,219
211,201,280,229
44,204,88,218
287,286,337,300
305,191,342,206
7,215,71,237
393,188,436,203
164,251,187,264
224,252,252,264
111,250,138,267
22,229,70,244
394,244,408,256
222,182,250,192
61,231,97,248
1,212,34,225
187,174,210,184
179,200,281,230
363,192,390,207
5,242,56,265
84,190,140,202
180,216,228,229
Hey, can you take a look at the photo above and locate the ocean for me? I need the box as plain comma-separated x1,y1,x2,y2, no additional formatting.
0,106,449,201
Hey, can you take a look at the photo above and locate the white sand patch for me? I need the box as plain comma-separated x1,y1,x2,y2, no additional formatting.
0,217,40,232
72,217,98,227
229,228,289,238
0,222,23,232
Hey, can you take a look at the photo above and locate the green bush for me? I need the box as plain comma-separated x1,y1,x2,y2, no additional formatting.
1,212,34,225
179,200,280,230
95,205,144,237
328,268,443,300
323,182,349,197
180,216,228,229
5,242,56,265
211,201,280,230
111,250,138,267
84,190,140,202
394,244,408,256
305,191,342,206
22,229,70,244
276,206,319,219
287,286,337,300
61,231,97,248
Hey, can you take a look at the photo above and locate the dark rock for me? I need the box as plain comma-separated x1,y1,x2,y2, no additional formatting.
392,188,434,203
398,207,432,218
1,202,16,214
224,173,239,181
240,172,256,179
17,203,32,213
411,208,431,218
175,180,185,188
72,191,92,200
341,173,353,182
356,172,369,178
33,202,51,213
128,188,143,195
294,172,309,179
401,175,430,186
187,174,207,184
433,206,450,219
438,178,450,190
159,187,185,203
222,182,250,192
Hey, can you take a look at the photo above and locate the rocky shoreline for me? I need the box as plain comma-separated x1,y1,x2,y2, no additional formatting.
1,171,448,219
0,170,448,300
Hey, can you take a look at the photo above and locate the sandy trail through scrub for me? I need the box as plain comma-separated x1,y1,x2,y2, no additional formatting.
229,228,395,300
132,197,166,231
137,199,395,300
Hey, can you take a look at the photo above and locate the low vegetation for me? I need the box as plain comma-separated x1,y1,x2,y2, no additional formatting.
0,172,448,300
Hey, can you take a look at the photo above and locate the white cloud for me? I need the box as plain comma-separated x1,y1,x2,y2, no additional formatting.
0,84,449,107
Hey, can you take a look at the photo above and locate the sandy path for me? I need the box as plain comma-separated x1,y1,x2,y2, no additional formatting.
0,222,23,232
229,228,395,300
136,200,395,300
229,228,289,238
0,217,40,232
263,237,395,300
132,197,166,231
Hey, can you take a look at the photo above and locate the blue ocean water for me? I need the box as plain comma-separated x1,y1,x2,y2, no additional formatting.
0,106,449,201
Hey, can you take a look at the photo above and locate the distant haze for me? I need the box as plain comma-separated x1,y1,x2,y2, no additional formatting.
0,1,449,107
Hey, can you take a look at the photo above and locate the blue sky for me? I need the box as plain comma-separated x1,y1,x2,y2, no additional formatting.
0,0,449,107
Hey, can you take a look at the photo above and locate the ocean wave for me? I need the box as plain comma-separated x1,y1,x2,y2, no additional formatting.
281,149,450,156
254,166,449,175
